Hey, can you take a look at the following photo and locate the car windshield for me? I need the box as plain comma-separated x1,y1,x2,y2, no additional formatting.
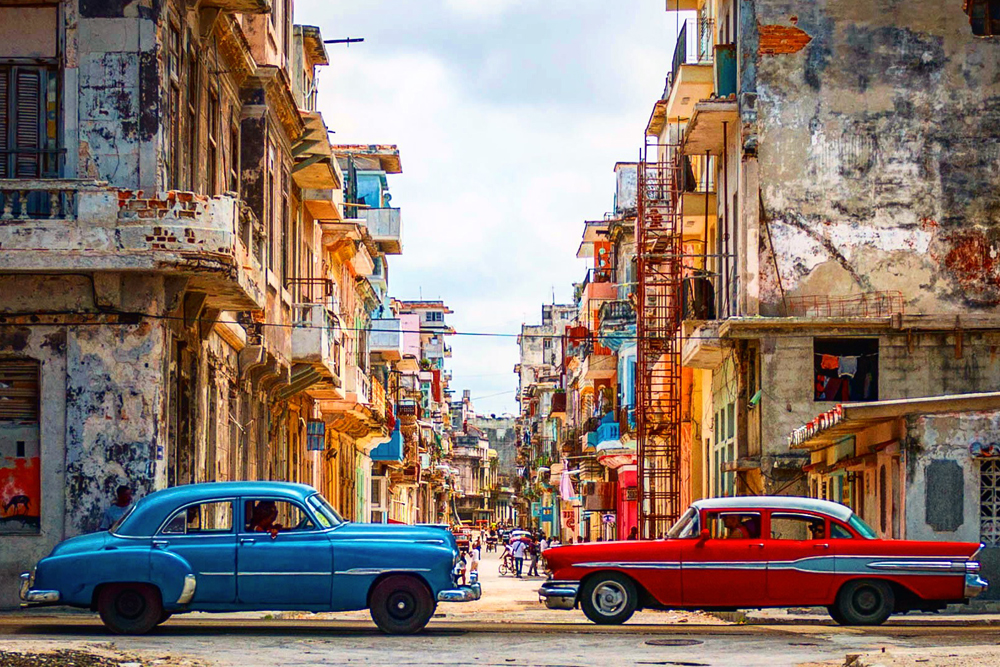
307,493,344,528
666,507,699,539
848,513,878,539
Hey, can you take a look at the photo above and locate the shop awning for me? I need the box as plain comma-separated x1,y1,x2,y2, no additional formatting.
788,391,1000,451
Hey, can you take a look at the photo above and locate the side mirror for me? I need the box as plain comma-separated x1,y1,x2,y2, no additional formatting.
696,529,710,545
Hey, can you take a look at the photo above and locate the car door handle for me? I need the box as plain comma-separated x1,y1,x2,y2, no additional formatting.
748,543,764,549
813,543,830,549
152,540,169,549
240,538,256,545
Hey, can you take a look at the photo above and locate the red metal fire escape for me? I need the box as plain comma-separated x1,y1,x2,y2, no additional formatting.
635,137,683,539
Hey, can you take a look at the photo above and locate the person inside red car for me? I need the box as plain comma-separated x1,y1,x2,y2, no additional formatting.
723,514,751,539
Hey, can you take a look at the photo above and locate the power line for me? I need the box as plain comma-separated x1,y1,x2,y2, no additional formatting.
0,310,976,343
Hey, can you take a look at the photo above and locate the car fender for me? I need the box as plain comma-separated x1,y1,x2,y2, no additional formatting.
331,540,455,611
149,548,196,608
35,548,152,608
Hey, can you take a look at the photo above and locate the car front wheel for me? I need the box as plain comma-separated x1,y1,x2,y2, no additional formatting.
369,575,436,634
580,572,638,625
97,583,163,635
832,579,895,626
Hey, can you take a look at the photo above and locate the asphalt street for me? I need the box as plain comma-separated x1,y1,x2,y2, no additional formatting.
1,549,998,666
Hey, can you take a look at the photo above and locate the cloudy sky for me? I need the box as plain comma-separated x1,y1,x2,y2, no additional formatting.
299,0,676,416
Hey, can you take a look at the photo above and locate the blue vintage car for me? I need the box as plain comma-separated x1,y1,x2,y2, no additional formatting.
19,481,480,634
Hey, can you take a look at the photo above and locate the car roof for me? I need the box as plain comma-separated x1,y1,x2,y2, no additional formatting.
690,496,854,522
115,481,319,537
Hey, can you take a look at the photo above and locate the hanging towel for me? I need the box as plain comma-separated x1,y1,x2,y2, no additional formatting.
838,355,859,378
820,354,839,370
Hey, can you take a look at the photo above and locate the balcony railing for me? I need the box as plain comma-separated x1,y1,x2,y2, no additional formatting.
665,17,715,98
291,302,342,381
599,299,636,326
370,375,388,420
359,207,401,254
370,318,402,359
0,180,264,310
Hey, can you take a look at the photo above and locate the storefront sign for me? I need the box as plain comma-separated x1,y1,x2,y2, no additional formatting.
539,506,553,522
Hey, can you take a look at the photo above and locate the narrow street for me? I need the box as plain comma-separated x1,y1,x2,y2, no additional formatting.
3,548,1000,667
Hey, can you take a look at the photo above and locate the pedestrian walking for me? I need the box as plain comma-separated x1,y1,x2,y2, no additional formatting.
510,536,527,577
469,540,481,580
527,538,540,577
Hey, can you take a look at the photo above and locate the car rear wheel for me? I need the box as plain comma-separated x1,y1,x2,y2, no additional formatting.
157,611,172,626
833,579,894,626
580,572,638,625
369,575,436,635
97,583,163,635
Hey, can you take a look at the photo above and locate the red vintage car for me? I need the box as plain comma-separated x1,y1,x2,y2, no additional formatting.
539,496,987,626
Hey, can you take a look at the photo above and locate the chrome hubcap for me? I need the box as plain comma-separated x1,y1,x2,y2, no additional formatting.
592,581,627,615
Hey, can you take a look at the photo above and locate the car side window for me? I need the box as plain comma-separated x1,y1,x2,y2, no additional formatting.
161,501,233,535
770,513,825,540
243,499,315,534
705,511,761,539
830,521,853,539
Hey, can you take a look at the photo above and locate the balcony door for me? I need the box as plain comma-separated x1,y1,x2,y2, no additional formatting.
0,65,59,179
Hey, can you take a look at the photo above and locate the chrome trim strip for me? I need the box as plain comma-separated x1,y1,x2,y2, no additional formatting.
866,560,966,573
337,567,432,576
573,561,681,570
176,574,197,604
198,572,235,576
237,572,332,576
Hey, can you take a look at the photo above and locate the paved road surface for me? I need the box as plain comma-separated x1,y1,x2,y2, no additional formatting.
2,547,998,666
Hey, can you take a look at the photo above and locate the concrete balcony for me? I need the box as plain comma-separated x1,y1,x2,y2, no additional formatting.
581,346,616,380
201,0,270,11
0,180,264,310
345,364,371,404
681,320,724,369
290,303,342,393
370,318,402,360
358,207,401,254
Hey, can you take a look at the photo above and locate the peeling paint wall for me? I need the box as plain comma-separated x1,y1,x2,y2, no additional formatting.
752,1,1000,312
904,411,1000,599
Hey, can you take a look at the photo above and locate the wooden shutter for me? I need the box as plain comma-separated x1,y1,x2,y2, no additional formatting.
0,360,40,422
0,69,8,179
14,68,41,178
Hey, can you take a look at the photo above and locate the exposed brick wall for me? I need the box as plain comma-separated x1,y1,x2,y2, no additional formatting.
758,24,812,55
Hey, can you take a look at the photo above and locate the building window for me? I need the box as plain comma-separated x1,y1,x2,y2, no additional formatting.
0,359,40,534
981,459,1000,547
207,90,219,195
0,65,59,179
228,115,240,194
186,48,199,191
281,167,291,286
427,311,444,323
713,402,735,497
166,23,181,188
813,338,878,402
966,0,1000,36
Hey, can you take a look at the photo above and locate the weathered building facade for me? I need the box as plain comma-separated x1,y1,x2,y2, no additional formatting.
630,0,1000,588
0,0,410,608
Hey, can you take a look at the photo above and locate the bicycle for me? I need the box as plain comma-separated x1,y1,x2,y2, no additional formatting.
499,551,513,576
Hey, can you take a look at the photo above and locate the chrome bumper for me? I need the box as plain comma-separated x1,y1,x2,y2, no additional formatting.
437,583,481,602
19,572,60,605
965,573,989,599
538,580,579,610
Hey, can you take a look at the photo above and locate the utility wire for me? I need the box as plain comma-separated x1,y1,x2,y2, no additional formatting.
0,311,938,342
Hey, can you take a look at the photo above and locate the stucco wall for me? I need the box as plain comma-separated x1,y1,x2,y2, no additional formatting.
752,1,1000,313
